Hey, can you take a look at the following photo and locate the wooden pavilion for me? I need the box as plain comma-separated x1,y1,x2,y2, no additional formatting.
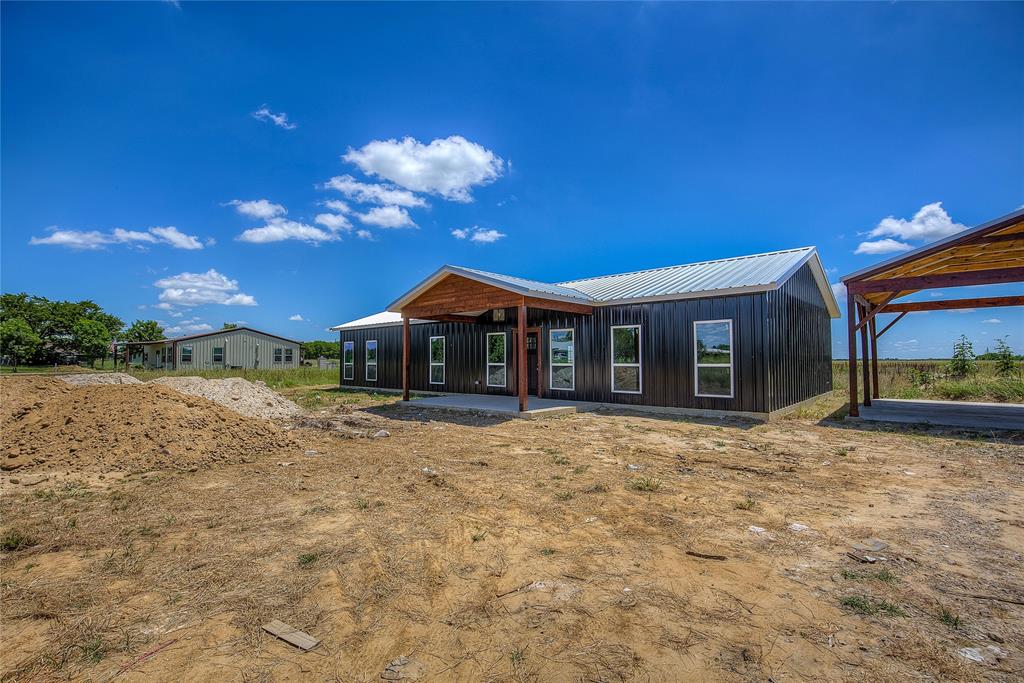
841,207,1024,418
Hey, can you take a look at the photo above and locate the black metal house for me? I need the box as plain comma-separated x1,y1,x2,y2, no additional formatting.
333,247,840,419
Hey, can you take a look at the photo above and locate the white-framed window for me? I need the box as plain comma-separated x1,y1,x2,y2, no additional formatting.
694,319,734,398
365,340,378,382
486,332,506,387
274,347,283,363
212,346,224,363
343,341,354,380
284,348,293,363
611,325,642,394
429,336,445,384
180,345,193,363
549,328,575,391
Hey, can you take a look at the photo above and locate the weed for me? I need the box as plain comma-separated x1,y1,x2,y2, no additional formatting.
583,483,608,494
572,464,590,475
137,526,159,538
839,595,905,617
539,547,556,556
81,637,104,664
297,553,320,567
937,606,962,630
626,477,662,492
551,474,564,481
471,531,487,543
354,498,370,510
713,440,727,447
554,491,574,501
840,568,898,584
509,646,526,666
1,530,37,552
834,447,849,457
551,454,570,466
735,497,757,510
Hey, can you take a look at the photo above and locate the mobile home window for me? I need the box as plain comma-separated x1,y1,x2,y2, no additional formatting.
549,329,575,391
486,332,506,387
694,320,734,398
365,340,378,381
212,346,224,363
611,325,641,394
284,348,293,363
274,347,283,363
343,341,354,380
180,345,193,363
429,336,445,384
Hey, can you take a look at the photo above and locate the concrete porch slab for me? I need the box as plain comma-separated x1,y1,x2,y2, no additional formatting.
852,398,1024,431
405,393,598,419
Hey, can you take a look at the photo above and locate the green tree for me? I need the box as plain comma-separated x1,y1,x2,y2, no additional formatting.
302,340,340,359
72,318,112,368
0,318,41,372
222,322,238,330
122,319,165,342
946,334,977,379
992,337,1018,378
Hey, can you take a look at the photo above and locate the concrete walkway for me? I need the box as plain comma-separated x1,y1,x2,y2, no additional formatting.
854,398,1024,431
407,393,597,419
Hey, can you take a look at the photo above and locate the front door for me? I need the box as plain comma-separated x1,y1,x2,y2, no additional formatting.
526,332,539,396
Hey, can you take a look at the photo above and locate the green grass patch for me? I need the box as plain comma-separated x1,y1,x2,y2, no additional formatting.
297,553,320,567
839,594,905,617
0,530,37,552
840,568,899,584
937,606,962,630
626,476,662,492
735,497,757,510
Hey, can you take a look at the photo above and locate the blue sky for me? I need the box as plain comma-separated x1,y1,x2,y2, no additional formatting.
2,2,1021,356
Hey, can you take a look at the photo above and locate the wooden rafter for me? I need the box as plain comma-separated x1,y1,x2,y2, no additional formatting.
880,295,1024,314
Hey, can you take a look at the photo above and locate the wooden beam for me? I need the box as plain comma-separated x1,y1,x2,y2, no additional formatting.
875,312,906,339
847,290,858,417
402,316,410,402
847,267,1024,295
423,314,479,324
523,296,593,315
879,295,1024,314
870,316,879,400
518,304,528,413
853,292,899,332
965,232,1024,245
858,303,871,407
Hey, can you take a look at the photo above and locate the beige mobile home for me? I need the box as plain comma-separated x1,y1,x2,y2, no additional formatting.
119,327,301,370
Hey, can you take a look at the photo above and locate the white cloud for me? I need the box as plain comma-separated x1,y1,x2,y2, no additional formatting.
289,314,304,321
893,339,919,349
226,199,287,220
947,308,976,314
237,217,339,244
856,202,967,256
451,225,506,244
154,269,258,307
323,199,352,214
830,282,847,304
854,238,914,255
323,174,426,208
357,205,416,229
251,105,297,130
314,213,352,232
164,322,214,337
343,135,503,202
982,318,1001,324
30,225,204,250
356,229,373,240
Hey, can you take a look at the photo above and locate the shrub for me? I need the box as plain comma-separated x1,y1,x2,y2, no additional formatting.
946,335,977,379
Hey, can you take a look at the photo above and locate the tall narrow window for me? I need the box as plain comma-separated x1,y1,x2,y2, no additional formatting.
549,329,575,390
486,332,506,387
284,348,293,363
180,345,193,363
365,340,378,381
611,325,642,394
429,336,445,384
212,346,224,364
694,320,734,398
343,341,354,380
274,347,283,363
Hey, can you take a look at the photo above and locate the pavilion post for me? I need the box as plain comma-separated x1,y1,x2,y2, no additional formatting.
869,314,880,400
402,316,410,402
858,302,872,407
518,303,528,413
847,289,859,417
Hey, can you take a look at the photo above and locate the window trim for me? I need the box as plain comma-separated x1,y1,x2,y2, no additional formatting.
273,347,283,363
212,346,224,364
429,335,445,385
365,339,378,382
284,348,293,363
486,332,506,388
693,319,734,399
548,328,575,392
180,344,193,363
611,324,642,394
342,341,354,380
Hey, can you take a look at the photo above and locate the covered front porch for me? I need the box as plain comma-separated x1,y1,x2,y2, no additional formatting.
410,393,597,419
388,266,595,412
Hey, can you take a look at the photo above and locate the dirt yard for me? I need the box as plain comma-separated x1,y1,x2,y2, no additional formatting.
1,378,1022,682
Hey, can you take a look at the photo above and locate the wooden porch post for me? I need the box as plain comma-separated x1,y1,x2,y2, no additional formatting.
518,303,528,413
847,289,859,417
402,315,410,402
869,314,880,400
858,302,872,407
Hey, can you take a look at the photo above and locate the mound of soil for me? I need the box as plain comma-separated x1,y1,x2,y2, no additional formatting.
58,372,142,386
1,378,301,473
149,376,302,419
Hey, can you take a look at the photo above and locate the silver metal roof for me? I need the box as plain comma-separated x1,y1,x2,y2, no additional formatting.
457,266,594,301
558,247,819,302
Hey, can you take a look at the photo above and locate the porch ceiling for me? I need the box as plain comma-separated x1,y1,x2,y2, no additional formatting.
397,273,593,319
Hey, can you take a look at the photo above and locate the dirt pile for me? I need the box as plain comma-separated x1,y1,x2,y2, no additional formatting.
58,372,141,386
1,378,301,473
149,376,302,419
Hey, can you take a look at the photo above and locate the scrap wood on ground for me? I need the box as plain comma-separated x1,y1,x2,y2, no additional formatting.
0,375,1021,682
